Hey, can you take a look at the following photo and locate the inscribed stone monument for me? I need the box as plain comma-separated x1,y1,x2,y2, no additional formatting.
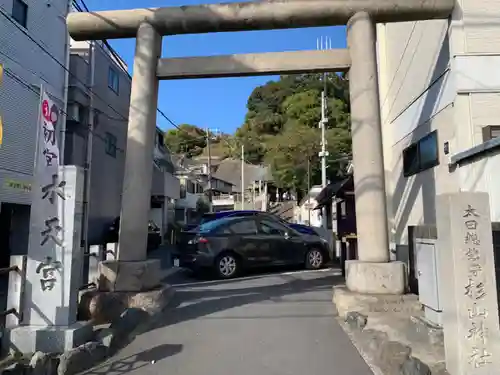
436,192,500,375
6,89,90,353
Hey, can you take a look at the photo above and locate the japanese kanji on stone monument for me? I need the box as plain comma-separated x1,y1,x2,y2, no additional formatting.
6,88,91,353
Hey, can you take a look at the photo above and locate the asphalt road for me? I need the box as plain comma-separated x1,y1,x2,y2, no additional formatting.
85,266,374,375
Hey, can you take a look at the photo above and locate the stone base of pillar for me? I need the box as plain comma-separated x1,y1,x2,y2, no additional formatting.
79,259,173,324
345,260,406,295
332,285,421,319
6,322,92,354
78,283,174,324
97,259,162,292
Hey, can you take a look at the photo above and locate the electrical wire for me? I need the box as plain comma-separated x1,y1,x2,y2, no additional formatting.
76,0,185,133
74,1,341,173
0,3,206,154
1,0,264,169
75,0,259,165
0,5,133,125
2,66,125,154
0,54,235,166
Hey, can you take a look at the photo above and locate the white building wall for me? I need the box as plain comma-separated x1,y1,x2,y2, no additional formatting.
450,0,500,222
175,192,199,210
379,0,500,244
0,0,69,204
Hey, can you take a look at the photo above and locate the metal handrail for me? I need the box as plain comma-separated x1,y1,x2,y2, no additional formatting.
79,282,96,291
0,257,26,330
0,267,22,321
0,308,17,318
0,266,19,276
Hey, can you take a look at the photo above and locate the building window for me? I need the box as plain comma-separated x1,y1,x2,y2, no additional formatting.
108,67,119,94
186,180,195,194
403,131,439,177
104,132,117,157
78,104,87,125
93,110,100,127
482,126,500,142
340,201,347,217
12,0,28,28
157,131,165,148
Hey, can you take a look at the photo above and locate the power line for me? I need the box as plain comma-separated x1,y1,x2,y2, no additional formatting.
0,55,218,157
0,6,132,125
75,0,263,168
0,1,202,152
2,66,126,153
2,61,215,157
0,51,229,157
77,0,182,133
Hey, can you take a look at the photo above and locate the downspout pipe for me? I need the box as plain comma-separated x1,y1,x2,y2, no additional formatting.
81,41,95,284
59,0,72,164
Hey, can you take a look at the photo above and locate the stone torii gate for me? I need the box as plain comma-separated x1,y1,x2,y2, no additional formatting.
67,0,454,296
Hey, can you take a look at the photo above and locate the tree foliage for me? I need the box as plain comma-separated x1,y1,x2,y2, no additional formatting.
236,73,351,191
196,196,211,214
164,124,231,158
164,73,352,193
164,124,206,158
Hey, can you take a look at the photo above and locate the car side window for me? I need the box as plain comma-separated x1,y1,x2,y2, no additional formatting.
214,226,232,235
228,219,258,234
259,220,287,235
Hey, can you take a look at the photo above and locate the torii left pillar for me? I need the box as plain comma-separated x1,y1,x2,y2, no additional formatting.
97,22,164,292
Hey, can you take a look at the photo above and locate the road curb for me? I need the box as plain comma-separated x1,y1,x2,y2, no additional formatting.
161,266,184,280
335,312,447,375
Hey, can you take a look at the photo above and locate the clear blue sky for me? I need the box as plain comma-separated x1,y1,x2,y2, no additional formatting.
84,0,346,134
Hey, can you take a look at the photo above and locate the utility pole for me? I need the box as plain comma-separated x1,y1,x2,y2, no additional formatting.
206,127,213,212
252,181,256,208
307,157,311,225
317,36,330,229
320,89,328,188
241,144,245,210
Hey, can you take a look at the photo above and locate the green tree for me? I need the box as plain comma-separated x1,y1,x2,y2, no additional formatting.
164,124,206,157
264,122,320,189
243,74,352,191
166,74,351,193
196,195,211,214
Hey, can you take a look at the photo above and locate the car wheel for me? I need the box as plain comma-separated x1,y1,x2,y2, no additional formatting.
215,252,239,279
305,248,324,270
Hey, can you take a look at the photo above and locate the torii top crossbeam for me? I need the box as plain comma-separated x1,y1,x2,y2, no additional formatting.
67,0,455,41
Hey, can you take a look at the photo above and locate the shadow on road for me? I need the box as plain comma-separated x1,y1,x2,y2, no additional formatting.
145,270,343,333
82,343,183,375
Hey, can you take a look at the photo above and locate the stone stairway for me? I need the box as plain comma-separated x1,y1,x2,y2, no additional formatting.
268,201,296,221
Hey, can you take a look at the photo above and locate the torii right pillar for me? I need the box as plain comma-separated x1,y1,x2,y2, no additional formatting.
345,12,405,295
